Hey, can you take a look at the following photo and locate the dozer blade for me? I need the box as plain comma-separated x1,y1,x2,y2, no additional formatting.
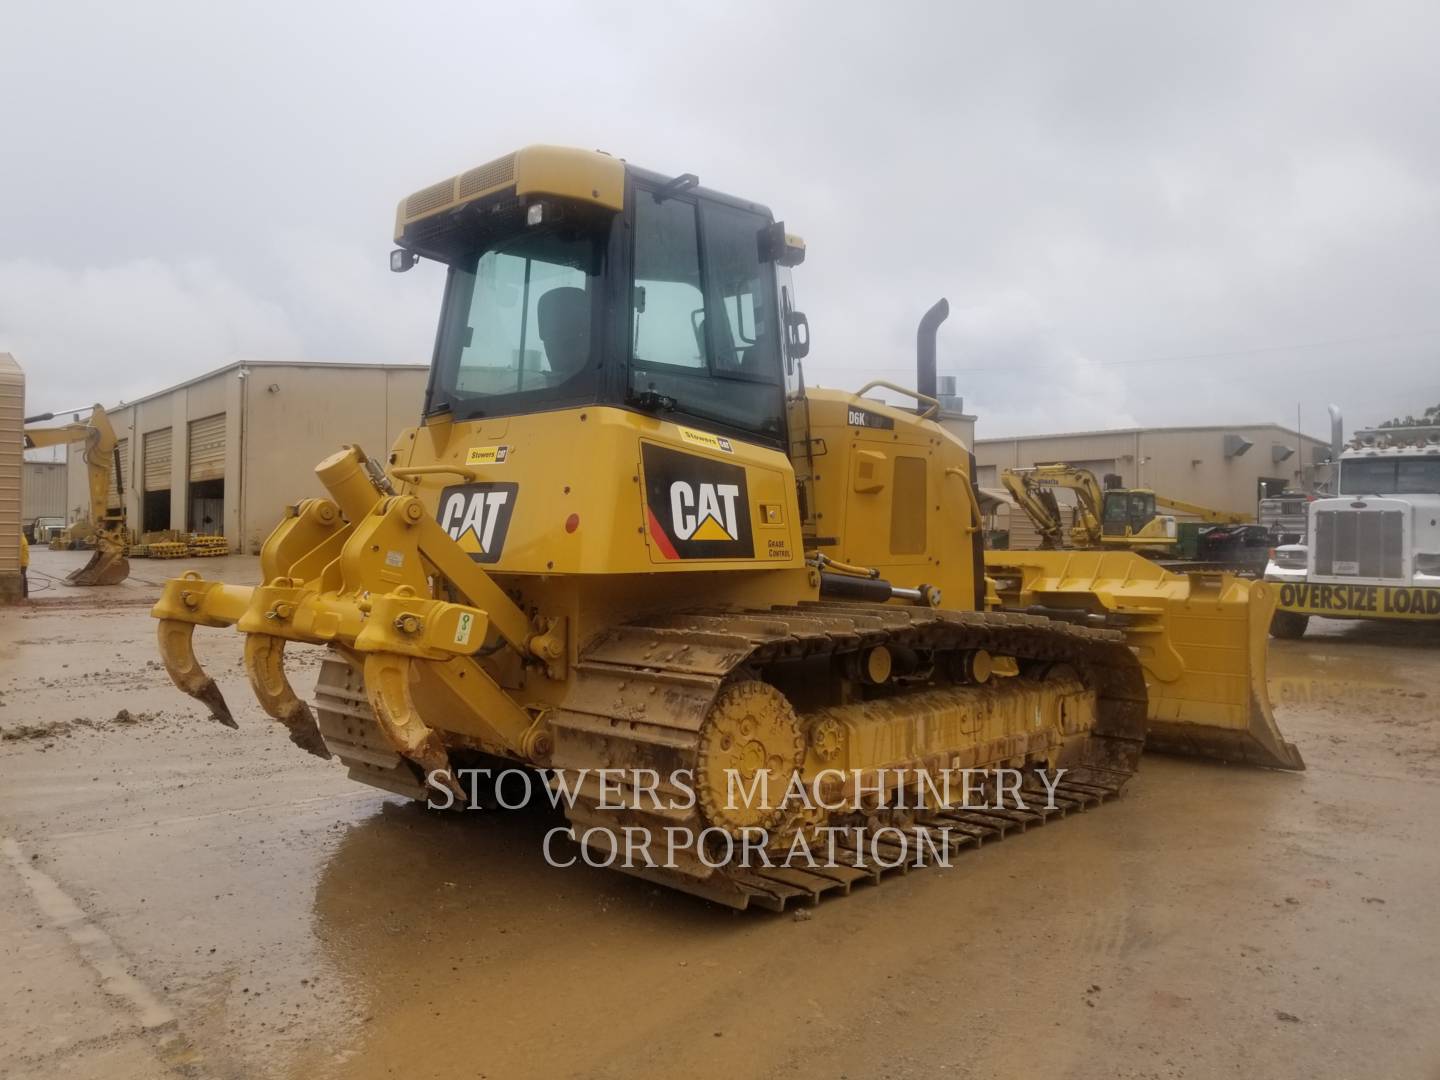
65,549,130,586
156,618,237,728
985,550,1304,771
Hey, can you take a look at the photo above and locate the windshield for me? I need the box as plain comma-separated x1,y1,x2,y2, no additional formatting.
1340,456,1440,495
1103,492,1153,524
628,194,784,439
427,221,608,417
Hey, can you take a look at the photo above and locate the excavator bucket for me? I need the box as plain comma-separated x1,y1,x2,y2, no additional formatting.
65,548,130,586
985,550,1304,770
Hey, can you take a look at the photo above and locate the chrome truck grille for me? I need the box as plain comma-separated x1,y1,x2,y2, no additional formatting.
1313,509,1404,579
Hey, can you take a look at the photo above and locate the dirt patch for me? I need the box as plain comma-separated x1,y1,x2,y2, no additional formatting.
1,709,160,742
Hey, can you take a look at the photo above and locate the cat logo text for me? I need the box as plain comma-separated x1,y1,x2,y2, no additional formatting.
670,482,742,541
436,482,519,564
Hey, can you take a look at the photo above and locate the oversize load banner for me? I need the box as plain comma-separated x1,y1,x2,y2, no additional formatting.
1276,581,1440,619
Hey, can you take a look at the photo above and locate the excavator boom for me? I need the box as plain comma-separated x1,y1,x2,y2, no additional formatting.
1003,463,1255,551
1000,463,1106,548
1154,494,1251,524
24,405,130,586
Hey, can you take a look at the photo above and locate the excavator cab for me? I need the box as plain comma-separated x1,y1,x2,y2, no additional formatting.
1102,489,1153,534
1100,489,1176,546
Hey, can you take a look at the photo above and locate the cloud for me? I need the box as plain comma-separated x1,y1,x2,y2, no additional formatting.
0,258,302,413
3,0,1439,441
1,241,445,417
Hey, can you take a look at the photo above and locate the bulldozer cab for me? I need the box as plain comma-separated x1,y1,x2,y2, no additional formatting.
402,150,801,454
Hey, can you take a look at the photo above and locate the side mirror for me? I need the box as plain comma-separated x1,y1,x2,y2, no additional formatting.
390,249,419,273
785,310,810,360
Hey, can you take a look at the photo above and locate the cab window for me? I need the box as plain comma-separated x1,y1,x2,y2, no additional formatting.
1130,492,1156,524
629,192,785,442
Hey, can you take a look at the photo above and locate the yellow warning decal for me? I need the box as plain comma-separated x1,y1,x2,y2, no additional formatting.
677,427,734,454
466,445,511,466
1276,582,1440,620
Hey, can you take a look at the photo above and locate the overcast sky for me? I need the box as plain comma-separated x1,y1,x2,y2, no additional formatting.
6,0,1438,447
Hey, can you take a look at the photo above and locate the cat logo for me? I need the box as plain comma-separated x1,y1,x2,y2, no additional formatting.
436,482,519,564
670,481,741,541
641,443,753,560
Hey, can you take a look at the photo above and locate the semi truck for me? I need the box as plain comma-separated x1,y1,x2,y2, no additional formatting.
1266,414,1440,637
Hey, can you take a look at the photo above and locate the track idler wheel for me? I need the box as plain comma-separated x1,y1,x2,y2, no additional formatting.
695,680,806,836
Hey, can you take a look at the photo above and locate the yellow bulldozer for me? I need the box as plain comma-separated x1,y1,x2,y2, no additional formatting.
24,404,130,586
152,146,1301,911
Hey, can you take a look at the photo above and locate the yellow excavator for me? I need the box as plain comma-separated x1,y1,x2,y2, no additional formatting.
24,405,130,586
1001,463,1251,551
151,146,1301,911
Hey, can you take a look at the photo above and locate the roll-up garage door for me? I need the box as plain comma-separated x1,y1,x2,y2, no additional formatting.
106,438,128,507
143,428,173,491
188,415,226,482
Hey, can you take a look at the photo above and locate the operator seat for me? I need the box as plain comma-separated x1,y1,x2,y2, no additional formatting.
536,287,591,380
694,311,741,372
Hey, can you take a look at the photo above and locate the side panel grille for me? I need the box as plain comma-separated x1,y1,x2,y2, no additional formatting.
1313,509,1404,579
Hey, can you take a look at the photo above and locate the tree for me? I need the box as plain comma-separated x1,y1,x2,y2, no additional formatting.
1379,404,1440,429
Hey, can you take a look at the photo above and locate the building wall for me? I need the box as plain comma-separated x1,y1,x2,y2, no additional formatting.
0,354,22,594
975,424,1327,520
238,366,428,552
937,411,976,450
89,369,233,537
65,363,428,551
22,461,67,519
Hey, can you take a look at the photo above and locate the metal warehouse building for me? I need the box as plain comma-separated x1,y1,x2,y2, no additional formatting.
62,361,428,553
974,423,1329,549
23,461,67,520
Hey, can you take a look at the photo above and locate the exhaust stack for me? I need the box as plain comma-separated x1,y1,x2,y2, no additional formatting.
1328,404,1344,457
916,298,950,413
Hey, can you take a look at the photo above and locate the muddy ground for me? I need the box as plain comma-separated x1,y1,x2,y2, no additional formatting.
2,547,1438,1079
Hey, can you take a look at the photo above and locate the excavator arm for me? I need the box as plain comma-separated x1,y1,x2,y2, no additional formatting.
1001,464,1106,548
23,405,130,585
1154,494,1251,524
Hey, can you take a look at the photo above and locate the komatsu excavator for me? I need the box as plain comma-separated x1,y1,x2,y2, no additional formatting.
1001,463,1251,551
24,405,130,586
152,146,1301,911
